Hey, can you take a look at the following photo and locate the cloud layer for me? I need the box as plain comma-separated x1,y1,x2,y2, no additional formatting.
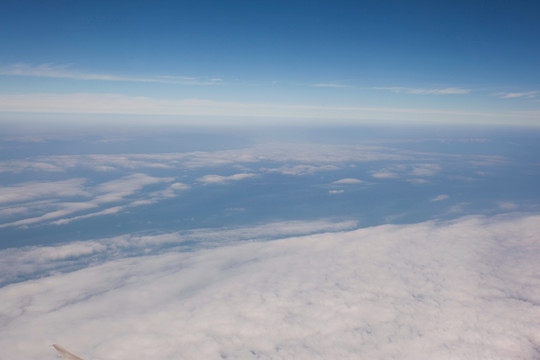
0,214,539,359
0,63,222,85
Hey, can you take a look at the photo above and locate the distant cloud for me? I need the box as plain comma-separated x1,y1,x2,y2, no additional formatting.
430,194,449,202
448,202,469,214
332,178,363,184
328,189,344,194
1,214,538,359
197,173,258,185
407,178,429,184
2,93,521,125
370,170,399,179
371,163,441,180
409,164,441,177
498,201,518,210
495,91,539,99
264,164,339,176
312,83,352,88
0,63,222,85
0,219,358,285
0,179,89,204
0,174,183,228
374,86,471,95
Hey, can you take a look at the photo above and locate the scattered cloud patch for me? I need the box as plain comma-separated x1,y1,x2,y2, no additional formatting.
328,189,344,194
370,163,441,180
332,178,363,184
0,179,89,204
409,164,441,176
264,164,339,175
0,174,180,228
370,170,399,179
0,143,410,174
430,194,449,202
197,173,258,185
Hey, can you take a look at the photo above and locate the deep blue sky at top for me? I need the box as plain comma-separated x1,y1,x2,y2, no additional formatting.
1,0,539,126
3,0,538,83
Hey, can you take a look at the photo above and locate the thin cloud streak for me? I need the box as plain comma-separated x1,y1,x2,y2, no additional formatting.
0,63,222,86
0,93,528,125
312,83,353,88
374,86,471,95
197,173,258,185
0,174,183,228
495,90,539,99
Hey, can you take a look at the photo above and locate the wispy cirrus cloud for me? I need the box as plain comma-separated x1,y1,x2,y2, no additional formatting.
0,63,222,85
495,90,540,99
312,83,353,88
0,92,528,125
430,194,449,202
374,86,471,95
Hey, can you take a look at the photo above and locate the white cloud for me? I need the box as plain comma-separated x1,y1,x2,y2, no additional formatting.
0,93,527,126
0,63,222,85
374,86,471,95
409,164,441,176
0,214,538,359
312,83,352,88
94,173,174,203
197,173,258,185
496,91,539,99
0,179,89,204
0,174,179,228
332,178,364,184
328,189,345,194
0,220,358,285
430,194,449,202
370,170,399,179
370,163,441,180
0,143,414,175
264,164,339,175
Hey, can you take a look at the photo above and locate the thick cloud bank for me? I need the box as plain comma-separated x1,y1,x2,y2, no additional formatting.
1,214,539,359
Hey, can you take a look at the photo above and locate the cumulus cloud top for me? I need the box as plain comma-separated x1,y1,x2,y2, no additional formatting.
0,214,539,359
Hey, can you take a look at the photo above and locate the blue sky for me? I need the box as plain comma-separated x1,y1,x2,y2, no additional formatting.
1,0,539,125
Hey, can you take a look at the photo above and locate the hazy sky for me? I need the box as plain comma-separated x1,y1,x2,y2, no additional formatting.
1,0,539,126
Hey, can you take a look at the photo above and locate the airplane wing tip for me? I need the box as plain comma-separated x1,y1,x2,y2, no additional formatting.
52,343,85,360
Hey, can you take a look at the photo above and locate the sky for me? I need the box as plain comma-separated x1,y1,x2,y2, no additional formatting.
1,2,540,359
1,0,540,126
